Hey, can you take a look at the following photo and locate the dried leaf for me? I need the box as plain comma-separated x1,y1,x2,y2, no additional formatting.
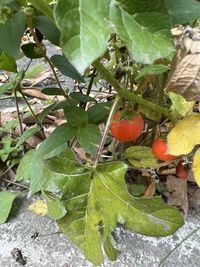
166,26,200,101
164,175,188,217
193,149,200,186
167,114,200,155
21,87,65,101
143,179,156,197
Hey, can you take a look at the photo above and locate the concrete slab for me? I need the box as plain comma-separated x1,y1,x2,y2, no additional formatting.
0,196,200,267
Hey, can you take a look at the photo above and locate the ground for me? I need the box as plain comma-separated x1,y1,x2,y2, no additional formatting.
0,196,200,267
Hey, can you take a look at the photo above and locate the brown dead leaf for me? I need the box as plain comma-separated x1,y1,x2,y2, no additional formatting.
188,188,200,214
73,146,89,163
143,180,156,197
0,112,15,127
26,134,43,148
21,87,65,101
164,175,188,217
23,68,53,86
165,53,200,101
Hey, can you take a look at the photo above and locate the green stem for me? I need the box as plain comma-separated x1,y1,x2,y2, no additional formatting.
29,27,70,102
14,87,23,135
20,91,46,139
93,60,174,121
93,95,121,166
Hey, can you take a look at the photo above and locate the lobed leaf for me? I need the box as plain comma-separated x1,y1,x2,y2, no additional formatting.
57,161,184,265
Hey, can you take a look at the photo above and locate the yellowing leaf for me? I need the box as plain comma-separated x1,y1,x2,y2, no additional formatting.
28,199,48,216
169,92,194,117
193,149,200,187
167,114,200,155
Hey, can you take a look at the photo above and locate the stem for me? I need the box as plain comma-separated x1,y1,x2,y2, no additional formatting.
86,68,96,96
93,95,121,166
14,87,23,135
82,68,96,110
158,227,200,267
93,60,175,122
29,28,70,101
20,91,46,139
3,178,29,190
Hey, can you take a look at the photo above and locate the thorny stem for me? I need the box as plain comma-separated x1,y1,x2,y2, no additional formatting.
93,95,121,166
29,27,70,102
14,86,23,135
158,227,200,267
20,91,46,139
93,60,175,122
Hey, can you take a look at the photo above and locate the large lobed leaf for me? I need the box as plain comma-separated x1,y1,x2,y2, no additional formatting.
57,161,184,265
17,148,183,264
54,0,200,73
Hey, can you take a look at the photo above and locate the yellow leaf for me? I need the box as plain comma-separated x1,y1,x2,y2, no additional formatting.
167,114,200,156
28,199,48,216
193,149,200,187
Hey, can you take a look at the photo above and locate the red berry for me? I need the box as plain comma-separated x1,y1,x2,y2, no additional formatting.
110,112,144,142
152,138,176,161
176,160,188,179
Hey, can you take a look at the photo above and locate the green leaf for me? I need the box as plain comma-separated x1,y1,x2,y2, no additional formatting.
103,236,119,262
70,92,96,104
164,0,200,25
0,11,25,58
54,0,111,73
0,51,17,72
29,0,54,23
87,102,112,124
33,15,60,46
51,55,85,82
37,100,69,123
15,127,39,148
0,191,18,224
38,123,77,159
16,149,35,181
0,82,13,95
26,148,90,196
64,106,88,127
77,124,101,156
125,146,158,168
169,92,195,117
41,87,64,96
110,3,174,65
115,0,200,27
135,64,169,80
0,135,13,161
21,43,43,59
0,0,14,4
0,70,24,95
25,63,46,79
43,191,67,220
57,161,184,265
